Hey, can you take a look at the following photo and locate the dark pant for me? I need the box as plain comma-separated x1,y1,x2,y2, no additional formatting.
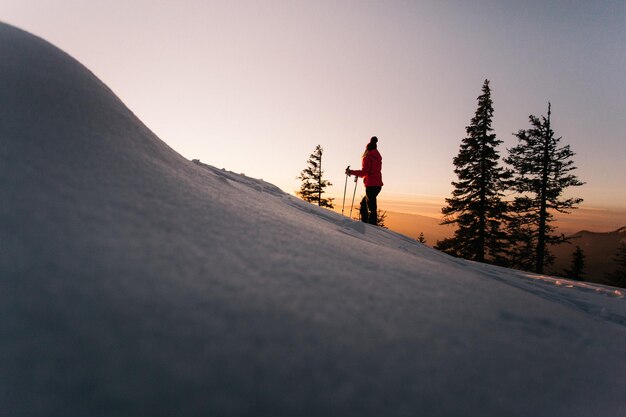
365,186,382,225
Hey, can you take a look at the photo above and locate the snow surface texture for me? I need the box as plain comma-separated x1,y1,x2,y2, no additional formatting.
1,22,625,417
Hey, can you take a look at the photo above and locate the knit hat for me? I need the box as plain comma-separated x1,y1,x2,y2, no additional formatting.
367,136,378,151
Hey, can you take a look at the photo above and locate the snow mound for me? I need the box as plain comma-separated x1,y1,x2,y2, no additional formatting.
1,22,625,417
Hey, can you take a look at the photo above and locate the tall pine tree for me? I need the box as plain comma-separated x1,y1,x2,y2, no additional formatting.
436,80,510,264
505,103,584,273
297,145,334,208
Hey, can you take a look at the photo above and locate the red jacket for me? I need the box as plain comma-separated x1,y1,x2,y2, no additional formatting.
351,149,383,187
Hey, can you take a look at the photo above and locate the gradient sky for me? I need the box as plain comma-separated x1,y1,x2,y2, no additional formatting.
3,1,625,219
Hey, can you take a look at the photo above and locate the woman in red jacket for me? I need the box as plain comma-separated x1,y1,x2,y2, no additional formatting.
348,136,383,225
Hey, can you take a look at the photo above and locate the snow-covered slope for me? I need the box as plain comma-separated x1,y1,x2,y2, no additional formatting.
1,22,625,417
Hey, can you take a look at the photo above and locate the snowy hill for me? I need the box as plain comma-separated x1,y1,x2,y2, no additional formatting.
1,22,625,417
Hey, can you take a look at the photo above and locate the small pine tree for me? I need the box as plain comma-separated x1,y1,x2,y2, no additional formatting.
417,232,426,244
436,80,510,264
605,242,626,288
296,145,334,208
563,246,585,281
377,210,388,229
505,103,584,274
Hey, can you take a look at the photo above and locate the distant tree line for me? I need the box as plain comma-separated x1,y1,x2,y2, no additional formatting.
436,80,587,278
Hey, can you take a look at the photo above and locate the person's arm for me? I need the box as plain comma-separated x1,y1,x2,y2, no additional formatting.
350,155,371,177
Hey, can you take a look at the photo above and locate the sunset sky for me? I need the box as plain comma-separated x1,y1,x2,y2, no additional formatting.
3,1,625,227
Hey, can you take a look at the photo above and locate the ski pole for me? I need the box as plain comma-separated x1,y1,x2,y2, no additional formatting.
349,176,358,218
342,165,350,215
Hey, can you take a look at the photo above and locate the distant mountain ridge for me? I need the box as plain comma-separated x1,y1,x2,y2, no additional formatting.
576,226,626,235
549,226,626,283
